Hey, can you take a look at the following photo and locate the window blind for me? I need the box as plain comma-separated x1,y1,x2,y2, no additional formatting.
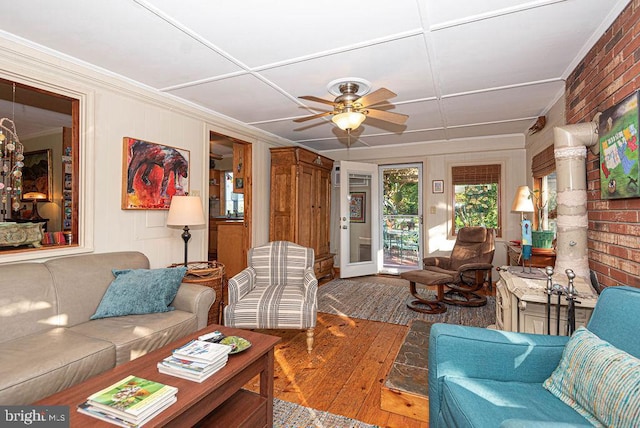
451,164,501,185
532,145,555,178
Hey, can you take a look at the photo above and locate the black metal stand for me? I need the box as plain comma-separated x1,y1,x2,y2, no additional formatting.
546,268,580,336
181,225,191,266
565,269,579,335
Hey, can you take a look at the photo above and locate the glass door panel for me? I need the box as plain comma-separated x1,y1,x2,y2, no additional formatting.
380,164,422,273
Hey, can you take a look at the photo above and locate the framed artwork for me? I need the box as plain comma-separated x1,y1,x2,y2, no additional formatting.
122,137,190,210
349,192,366,223
21,149,53,201
432,179,444,194
598,90,640,199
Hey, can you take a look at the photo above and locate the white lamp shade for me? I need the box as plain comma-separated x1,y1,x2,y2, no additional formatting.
167,196,206,226
332,111,366,131
511,185,535,212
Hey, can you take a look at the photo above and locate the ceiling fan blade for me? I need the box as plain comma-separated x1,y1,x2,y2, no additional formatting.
299,95,336,106
293,111,333,123
357,88,397,107
365,108,408,125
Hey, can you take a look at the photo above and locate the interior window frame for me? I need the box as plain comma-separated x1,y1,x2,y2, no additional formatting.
0,72,94,263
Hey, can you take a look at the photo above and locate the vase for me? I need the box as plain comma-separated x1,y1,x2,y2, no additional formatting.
532,230,554,249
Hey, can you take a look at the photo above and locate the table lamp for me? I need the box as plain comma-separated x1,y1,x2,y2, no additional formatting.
511,186,534,271
511,185,534,222
167,195,206,266
22,191,47,221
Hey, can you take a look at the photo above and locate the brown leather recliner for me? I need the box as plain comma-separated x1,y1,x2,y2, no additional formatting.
423,226,495,306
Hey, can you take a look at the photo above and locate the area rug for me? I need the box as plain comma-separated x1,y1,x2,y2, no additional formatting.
318,278,496,327
273,398,377,428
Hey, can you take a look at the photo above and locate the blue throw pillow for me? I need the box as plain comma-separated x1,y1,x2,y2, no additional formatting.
91,266,188,320
543,327,640,427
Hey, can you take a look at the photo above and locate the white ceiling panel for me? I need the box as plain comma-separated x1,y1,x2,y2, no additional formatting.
423,0,540,27
260,35,437,105
145,0,423,67
431,0,621,94
0,0,242,88
442,81,565,126
358,129,449,147
0,1,630,153
446,119,534,140
392,100,444,131
167,74,300,123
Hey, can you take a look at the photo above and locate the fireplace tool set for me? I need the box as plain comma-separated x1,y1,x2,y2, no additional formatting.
544,267,580,336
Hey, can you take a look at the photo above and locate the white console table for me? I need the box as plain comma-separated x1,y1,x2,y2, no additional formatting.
494,267,599,335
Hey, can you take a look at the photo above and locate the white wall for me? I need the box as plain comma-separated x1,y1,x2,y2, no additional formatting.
326,134,528,270
0,35,285,266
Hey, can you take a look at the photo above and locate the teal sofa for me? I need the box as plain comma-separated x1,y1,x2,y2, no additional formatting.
428,285,640,427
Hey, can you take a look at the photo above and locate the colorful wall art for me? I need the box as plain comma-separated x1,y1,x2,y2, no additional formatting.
599,90,640,199
122,137,190,209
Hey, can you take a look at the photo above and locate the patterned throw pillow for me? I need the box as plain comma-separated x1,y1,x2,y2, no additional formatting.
543,327,640,427
91,267,187,319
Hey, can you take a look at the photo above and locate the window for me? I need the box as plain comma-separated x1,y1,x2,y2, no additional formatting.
534,172,557,231
532,145,557,232
451,164,501,236
0,77,80,254
224,172,244,217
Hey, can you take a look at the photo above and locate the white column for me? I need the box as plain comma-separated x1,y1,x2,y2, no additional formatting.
553,123,598,280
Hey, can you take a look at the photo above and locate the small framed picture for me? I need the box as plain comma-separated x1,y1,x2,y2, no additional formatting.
432,180,444,194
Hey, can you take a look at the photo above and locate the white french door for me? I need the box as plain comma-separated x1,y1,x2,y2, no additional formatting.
339,161,380,278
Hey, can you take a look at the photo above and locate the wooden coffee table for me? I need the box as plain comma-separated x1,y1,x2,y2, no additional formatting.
35,325,280,427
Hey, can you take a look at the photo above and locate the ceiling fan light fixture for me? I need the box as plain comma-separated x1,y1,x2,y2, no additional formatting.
332,111,366,131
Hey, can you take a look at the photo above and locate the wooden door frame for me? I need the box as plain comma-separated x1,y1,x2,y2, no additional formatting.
208,131,252,270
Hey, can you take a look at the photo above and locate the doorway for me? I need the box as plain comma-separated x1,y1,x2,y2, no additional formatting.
339,161,380,278
208,131,252,278
380,164,423,274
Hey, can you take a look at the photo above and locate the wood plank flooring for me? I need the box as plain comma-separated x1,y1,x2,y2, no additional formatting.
244,276,429,427
244,275,494,427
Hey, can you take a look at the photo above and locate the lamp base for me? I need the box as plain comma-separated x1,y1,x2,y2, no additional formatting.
181,226,191,266
28,200,44,221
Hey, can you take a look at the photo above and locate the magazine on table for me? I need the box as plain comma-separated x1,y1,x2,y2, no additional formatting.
77,396,177,427
157,358,227,383
160,355,217,373
172,339,232,364
84,375,177,422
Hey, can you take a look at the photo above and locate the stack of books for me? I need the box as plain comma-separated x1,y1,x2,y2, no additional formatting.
77,375,177,427
157,339,232,382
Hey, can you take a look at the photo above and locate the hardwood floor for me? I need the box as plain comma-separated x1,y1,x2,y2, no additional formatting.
244,274,494,427
244,275,429,428
246,312,427,427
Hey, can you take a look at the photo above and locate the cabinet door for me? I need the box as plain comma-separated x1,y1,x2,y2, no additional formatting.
316,167,332,257
297,164,315,249
218,223,244,278
269,164,296,242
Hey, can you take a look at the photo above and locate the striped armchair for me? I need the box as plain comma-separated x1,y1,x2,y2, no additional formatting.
223,241,318,352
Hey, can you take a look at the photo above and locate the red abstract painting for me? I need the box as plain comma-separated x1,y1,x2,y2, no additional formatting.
122,137,190,209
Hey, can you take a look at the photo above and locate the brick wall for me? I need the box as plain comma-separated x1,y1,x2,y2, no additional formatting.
565,0,640,288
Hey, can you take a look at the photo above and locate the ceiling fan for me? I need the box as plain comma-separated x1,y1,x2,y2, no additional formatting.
294,79,408,132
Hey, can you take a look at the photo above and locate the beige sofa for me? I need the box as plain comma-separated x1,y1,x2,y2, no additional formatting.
0,251,215,405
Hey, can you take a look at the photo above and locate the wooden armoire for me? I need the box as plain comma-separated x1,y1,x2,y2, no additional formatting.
269,147,334,280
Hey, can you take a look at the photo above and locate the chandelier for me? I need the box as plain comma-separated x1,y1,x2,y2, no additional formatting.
0,117,24,220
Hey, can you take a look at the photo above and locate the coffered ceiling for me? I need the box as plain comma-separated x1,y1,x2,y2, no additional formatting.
0,0,629,151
